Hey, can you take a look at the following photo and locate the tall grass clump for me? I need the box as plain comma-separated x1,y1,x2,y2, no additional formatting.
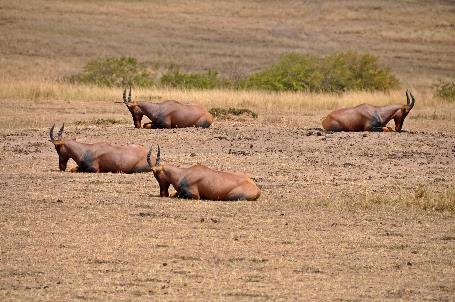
67,56,154,87
238,52,400,93
434,80,455,102
160,69,222,89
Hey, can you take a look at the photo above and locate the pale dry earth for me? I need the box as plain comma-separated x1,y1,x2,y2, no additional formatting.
0,99,454,301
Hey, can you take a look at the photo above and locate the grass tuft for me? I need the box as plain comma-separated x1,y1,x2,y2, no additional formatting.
434,80,455,102
209,107,258,118
366,186,455,213
74,118,128,126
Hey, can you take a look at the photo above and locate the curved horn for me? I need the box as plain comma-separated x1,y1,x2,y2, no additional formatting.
147,146,153,167
405,89,411,105
409,91,416,109
57,123,64,140
50,124,55,141
156,145,161,166
123,88,127,104
128,87,132,103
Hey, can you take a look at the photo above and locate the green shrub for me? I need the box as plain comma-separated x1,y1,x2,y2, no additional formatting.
74,118,127,126
237,52,400,93
160,69,221,89
67,56,153,87
209,107,258,118
434,80,455,102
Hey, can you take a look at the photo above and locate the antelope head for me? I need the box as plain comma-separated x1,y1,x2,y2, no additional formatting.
394,89,416,132
49,124,70,171
123,87,144,128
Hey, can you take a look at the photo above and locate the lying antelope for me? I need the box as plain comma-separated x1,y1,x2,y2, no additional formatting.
322,90,416,132
147,146,261,201
122,88,214,129
49,124,155,173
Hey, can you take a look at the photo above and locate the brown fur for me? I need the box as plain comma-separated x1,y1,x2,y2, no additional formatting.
322,90,415,132
147,146,260,201
49,124,155,173
123,88,214,129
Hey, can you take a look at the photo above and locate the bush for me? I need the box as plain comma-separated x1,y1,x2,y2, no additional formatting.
67,56,153,87
434,80,455,102
160,69,221,89
237,52,400,93
209,107,258,118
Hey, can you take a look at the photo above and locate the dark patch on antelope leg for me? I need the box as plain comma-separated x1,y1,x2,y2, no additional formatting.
226,194,247,201
176,178,194,199
198,120,211,128
370,111,383,129
77,152,97,172
152,112,168,128
330,126,343,132
371,127,385,132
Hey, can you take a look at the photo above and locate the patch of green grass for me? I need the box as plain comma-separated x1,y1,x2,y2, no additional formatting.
74,118,128,126
209,107,258,118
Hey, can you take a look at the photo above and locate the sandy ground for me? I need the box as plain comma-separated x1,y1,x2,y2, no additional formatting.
0,99,454,301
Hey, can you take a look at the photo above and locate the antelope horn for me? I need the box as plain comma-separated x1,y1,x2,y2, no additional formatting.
128,87,132,103
156,145,161,166
123,88,127,104
409,91,416,109
57,123,64,140
147,146,153,167
49,124,55,141
405,89,411,105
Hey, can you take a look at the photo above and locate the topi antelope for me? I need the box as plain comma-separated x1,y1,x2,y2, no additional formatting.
322,90,416,132
147,146,261,201
49,124,155,173
122,88,214,129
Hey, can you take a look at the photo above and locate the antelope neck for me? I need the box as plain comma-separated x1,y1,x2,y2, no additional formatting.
161,165,185,185
64,140,87,163
376,105,401,122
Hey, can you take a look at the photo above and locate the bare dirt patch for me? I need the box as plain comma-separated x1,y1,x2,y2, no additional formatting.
0,99,454,300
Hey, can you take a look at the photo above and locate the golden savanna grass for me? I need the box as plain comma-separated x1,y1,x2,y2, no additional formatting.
0,79,450,112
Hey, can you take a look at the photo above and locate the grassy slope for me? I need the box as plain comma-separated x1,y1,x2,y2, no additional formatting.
0,0,454,87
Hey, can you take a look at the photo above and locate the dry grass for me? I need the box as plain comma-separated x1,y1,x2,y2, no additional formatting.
0,79,451,113
321,184,455,214
0,0,454,87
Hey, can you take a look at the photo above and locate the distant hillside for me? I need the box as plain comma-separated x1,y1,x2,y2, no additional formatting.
0,0,454,86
